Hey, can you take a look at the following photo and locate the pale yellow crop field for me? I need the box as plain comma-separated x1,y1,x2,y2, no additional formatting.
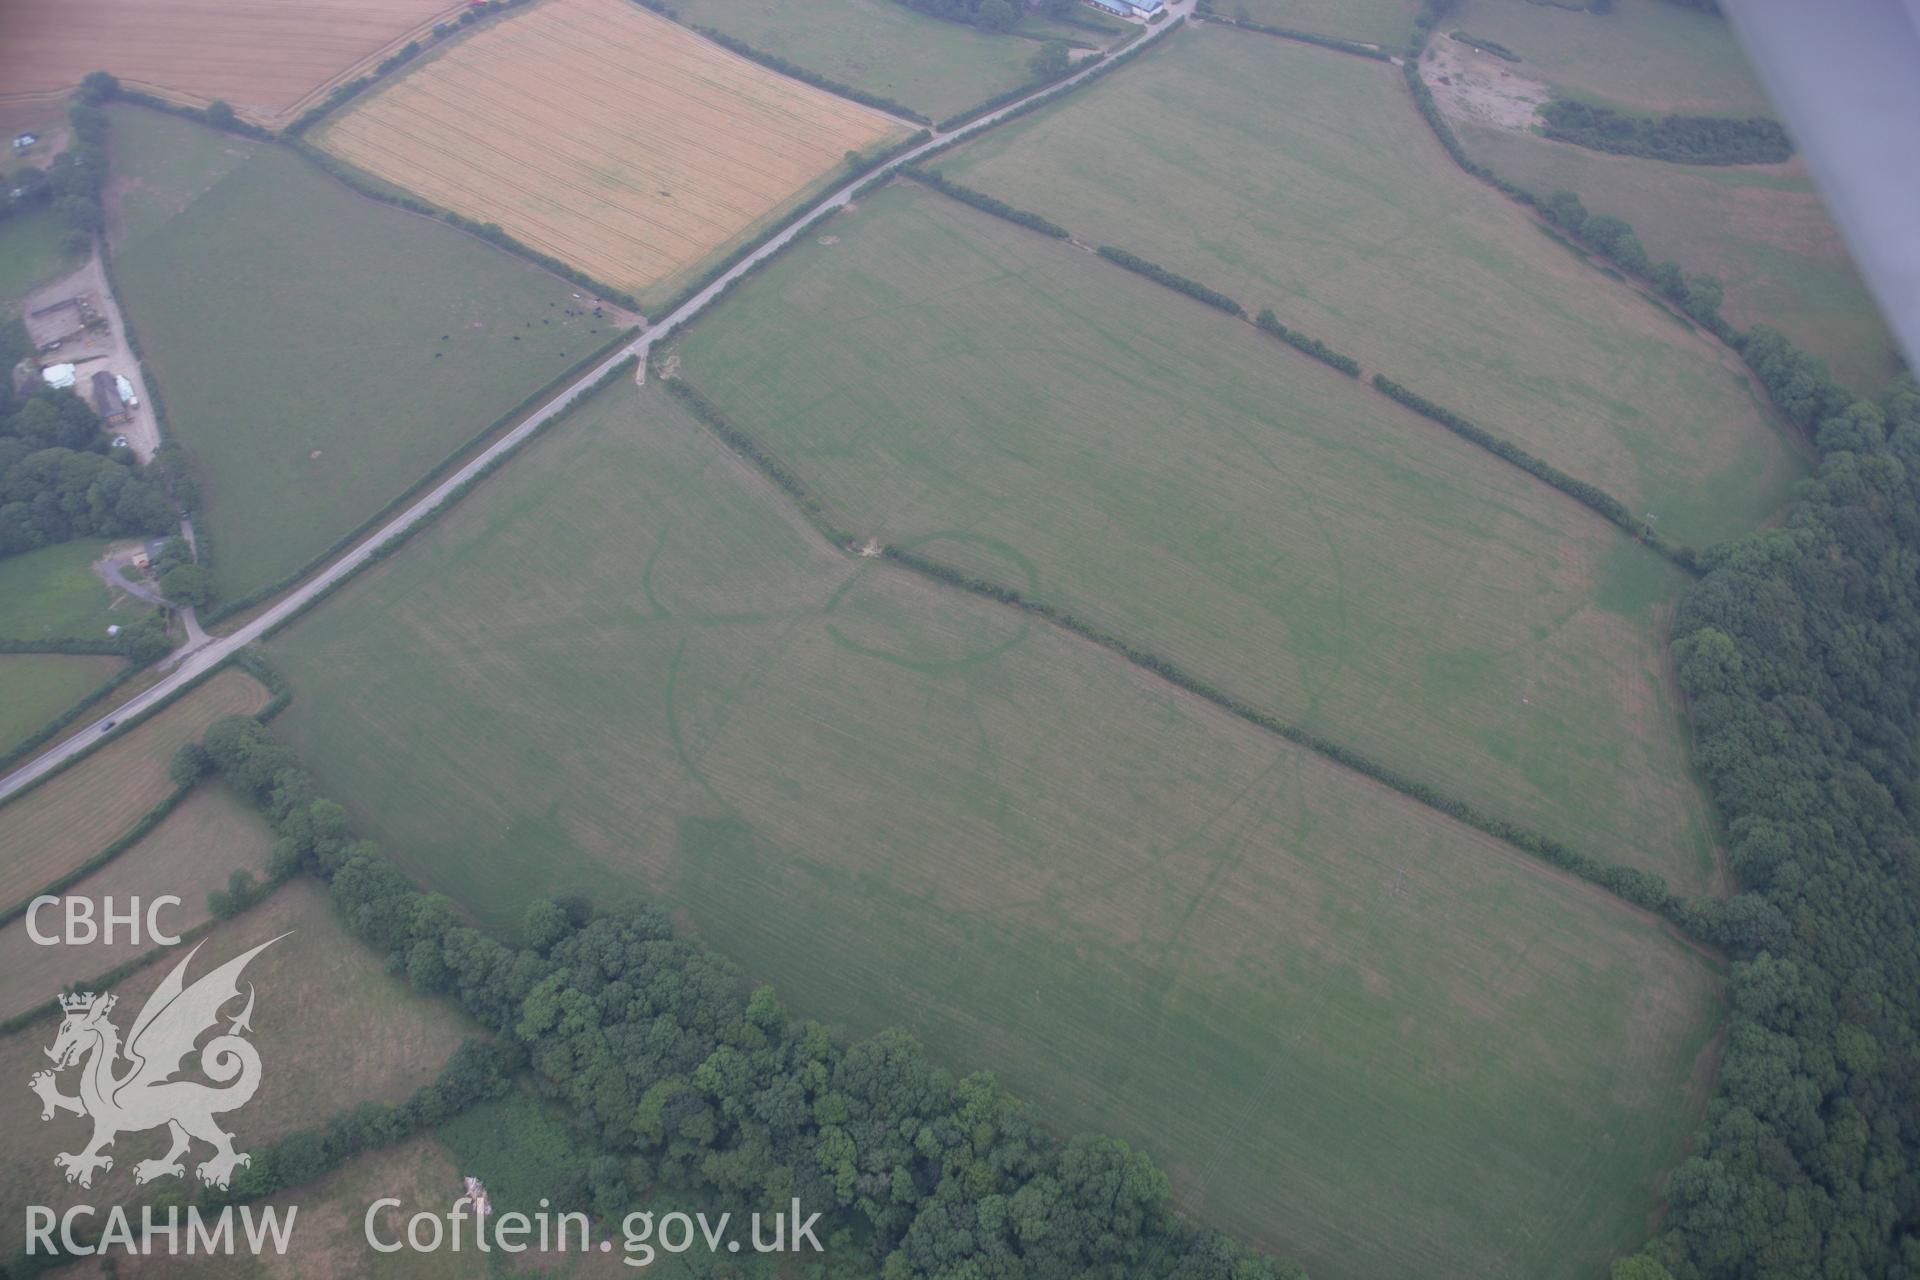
317,0,911,307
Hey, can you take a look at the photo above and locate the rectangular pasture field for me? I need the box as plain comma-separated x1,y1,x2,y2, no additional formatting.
0,539,128,643
0,782,275,1021
266,376,1724,1280
0,667,269,913
109,105,606,600
670,181,1720,894
937,24,1804,546
0,879,478,1259
0,0,460,127
315,0,912,310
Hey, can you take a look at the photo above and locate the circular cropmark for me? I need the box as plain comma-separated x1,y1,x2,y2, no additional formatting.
822,533,1037,672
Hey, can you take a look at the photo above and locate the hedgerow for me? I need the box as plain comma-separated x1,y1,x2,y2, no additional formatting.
1095,246,1244,315
900,166,1071,237
1370,374,1694,568
1253,309,1361,375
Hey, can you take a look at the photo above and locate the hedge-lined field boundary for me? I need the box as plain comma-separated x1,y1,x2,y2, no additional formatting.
0,660,140,778
1096,245,1245,314
1370,375,1697,569
659,370,1678,920
645,130,930,324
1254,308,1362,375
900,166,1071,237
201,326,638,626
1195,4,1395,60
882,544,1681,915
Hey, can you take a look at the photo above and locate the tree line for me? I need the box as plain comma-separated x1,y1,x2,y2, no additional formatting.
1095,246,1245,315
1193,4,1392,62
1449,32,1519,62
1646,375,1920,1279
174,713,1308,1279
902,166,1073,238
1404,6,1920,1274
1253,309,1360,376
1538,100,1793,166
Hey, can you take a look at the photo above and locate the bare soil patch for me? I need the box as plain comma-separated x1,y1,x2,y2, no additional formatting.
1424,37,1551,131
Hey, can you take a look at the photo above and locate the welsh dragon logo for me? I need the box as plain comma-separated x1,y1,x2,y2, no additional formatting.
29,935,285,1190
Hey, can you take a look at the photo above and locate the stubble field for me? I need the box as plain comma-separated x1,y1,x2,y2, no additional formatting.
938,24,1803,545
265,375,1723,1280
0,667,268,913
671,182,1719,893
0,879,478,1259
0,782,276,1020
316,0,910,309
0,0,460,126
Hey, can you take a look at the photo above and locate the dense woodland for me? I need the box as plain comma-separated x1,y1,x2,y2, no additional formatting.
1538,100,1793,166
1407,6,1920,1274
1650,366,1920,1280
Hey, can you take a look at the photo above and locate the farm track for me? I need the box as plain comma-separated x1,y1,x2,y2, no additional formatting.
0,0,1188,808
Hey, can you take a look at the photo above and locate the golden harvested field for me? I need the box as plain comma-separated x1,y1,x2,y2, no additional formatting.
0,669,269,913
0,0,462,126
317,0,910,308
0,783,275,1021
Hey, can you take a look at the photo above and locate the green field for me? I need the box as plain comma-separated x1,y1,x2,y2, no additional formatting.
0,653,121,756
667,0,1099,120
0,539,135,642
1456,0,1773,115
106,105,606,600
0,204,82,308
1458,130,1901,395
672,182,1718,892
939,24,1803,545
266,374,1722,1279
1227,0,1419,45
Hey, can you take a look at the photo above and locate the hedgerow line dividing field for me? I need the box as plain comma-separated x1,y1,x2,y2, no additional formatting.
266,374,1724,1280
0,782,275,1021
938,22,1803,547
316,0,911,309
668,181,1720,895
0,668,269,914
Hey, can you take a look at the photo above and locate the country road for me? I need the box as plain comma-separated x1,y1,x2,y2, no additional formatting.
0,4,1189,806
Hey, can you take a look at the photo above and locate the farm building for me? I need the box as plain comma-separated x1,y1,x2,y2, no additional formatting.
1084,0,1163,15
40,362,76,389
92,369,130,423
